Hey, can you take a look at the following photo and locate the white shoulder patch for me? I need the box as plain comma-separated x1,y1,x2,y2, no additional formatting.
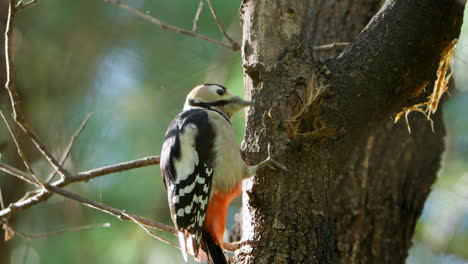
174,123,199,183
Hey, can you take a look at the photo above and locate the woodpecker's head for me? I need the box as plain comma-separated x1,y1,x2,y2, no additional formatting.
183,83,252,118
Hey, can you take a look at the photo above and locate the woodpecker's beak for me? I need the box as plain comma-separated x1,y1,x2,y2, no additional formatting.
222,96,253,118
230,96,254,107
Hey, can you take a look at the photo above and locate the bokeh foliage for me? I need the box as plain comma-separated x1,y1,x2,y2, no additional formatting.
3,0,242,263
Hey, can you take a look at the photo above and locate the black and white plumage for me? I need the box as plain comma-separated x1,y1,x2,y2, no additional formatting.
161,108,216,258
160,84,253,264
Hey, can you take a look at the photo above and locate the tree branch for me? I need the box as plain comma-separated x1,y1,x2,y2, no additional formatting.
0,155,160,219
46,113,92,183
73,155,160,181
45,184,176,235
192,0,204,32
0,188,4,210
14,0,38,10
10,223,110,240
205,0,240,50
1,0,242,255
0,161,177,246
0,159,242,252
0,162,37,185
121,211,180,248
323,0,463,136
104,0,239,51
0,110,44,187
4,1,70,180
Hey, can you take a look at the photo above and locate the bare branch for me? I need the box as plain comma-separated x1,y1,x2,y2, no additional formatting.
4,1,70,180
122,211,180,249
0,110,44,187
192,0,204,32
0,156,160,219
0,162,37,186
313,42,349,52
11,223,110,240
14,0,38,10
0,156,178,245
0,0,239,253
17,122,71,178
2,0,186,253
2,221,14,241
4,1,23,121
46,184,176,235
73,155,160,181
46,113,92,183
205,0,240,50
17,190,39,203
104,0,239,51
0,188,4,210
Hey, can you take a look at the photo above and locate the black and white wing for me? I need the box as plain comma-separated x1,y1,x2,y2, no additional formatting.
160,109,215,259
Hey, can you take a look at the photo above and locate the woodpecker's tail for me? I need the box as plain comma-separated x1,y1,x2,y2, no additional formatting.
202,231,229,264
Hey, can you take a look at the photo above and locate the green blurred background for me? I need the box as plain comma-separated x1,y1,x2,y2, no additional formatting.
0,1,466,263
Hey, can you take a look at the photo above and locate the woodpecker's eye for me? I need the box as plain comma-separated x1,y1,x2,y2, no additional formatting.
216,89,225,96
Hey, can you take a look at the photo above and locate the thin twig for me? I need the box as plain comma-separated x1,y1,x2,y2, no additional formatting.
205,0,240,50
2,0,176,251
4,2,23,122
46,113,92,183
0,110,44,187
0,188,4,210
16,122,71,179
0,164,180,248
3,222,15,241
122,211,180,248
46,184,176,235
73,155,160,181
192,0,204,32
4,1,70,180
313,42,350,52
14,0,38,10
0,157,239,252
17,190,40,203
12,223,111,240
104,0,239,51
0,162,38,186
1,0,241,251
0,156,160,219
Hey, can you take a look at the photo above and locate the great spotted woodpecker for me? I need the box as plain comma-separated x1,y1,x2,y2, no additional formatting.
160,84,276,263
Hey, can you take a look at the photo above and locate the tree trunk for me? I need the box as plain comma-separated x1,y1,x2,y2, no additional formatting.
237,0,464,263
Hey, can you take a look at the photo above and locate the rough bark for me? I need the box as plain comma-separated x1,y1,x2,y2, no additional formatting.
237,0,463,263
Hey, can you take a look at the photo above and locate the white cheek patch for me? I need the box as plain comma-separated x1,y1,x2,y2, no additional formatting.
174,123,199,183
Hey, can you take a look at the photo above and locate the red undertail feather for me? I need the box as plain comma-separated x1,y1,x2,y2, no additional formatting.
199,183,242,264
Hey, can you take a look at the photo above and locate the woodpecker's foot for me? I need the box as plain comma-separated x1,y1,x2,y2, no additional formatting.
223,241,241,252
223,240,256,252
246,155,290,177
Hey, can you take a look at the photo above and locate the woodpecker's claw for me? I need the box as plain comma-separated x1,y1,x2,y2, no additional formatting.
246,155,290,177
266,157,290,172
